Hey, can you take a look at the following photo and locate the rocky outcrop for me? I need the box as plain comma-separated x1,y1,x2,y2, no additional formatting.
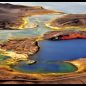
0,38,39,65
43,30,86,40
45,14,86,30
0,14,25,30
0,38,39,55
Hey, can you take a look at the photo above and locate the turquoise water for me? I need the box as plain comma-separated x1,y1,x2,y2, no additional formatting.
13,62,77,73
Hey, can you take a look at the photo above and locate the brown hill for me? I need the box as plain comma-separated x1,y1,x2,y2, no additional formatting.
0,3,64,30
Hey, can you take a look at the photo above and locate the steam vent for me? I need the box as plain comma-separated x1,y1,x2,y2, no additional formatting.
45,14,86,31
0,3,63,30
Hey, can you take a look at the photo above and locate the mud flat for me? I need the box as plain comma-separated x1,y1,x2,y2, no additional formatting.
0,3,64,30
45,14,86,31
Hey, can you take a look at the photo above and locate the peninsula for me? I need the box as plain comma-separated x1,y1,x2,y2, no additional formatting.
45,14,86,31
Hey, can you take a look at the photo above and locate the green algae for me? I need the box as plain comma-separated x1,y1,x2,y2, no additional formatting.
0,55,10,61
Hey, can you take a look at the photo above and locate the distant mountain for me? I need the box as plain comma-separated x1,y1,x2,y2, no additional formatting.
0,2,86,14
29,2,86,14
20,2,86,14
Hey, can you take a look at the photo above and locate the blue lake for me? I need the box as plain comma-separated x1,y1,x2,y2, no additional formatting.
36,39,86,61
13,39,86,73
0,14,86,73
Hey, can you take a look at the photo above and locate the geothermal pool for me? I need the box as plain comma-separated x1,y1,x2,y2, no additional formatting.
12,39,86,73
0,14,86,73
